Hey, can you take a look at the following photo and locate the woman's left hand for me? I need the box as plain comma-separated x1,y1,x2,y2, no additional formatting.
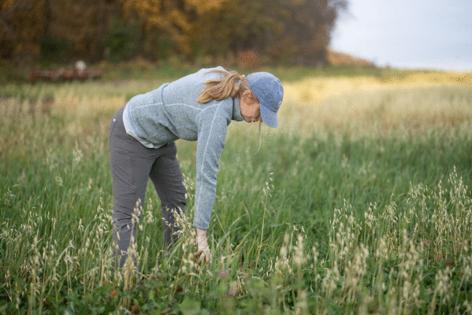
195,228,212,263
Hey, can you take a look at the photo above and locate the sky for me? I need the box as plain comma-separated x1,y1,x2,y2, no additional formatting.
330,0,472,71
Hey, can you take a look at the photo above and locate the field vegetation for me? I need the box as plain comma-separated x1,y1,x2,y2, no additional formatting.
1,67,472,314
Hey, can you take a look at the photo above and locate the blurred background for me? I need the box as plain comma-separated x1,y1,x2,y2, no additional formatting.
1,0,471,71
0,0,347,67
1,0,471,78
332,0,472,71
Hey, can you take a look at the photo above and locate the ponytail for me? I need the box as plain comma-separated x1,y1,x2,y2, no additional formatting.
198,69,249,104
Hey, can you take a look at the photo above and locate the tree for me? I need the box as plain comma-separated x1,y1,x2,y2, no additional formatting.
122,0,224,58
0,0,46,60
0,0,348,65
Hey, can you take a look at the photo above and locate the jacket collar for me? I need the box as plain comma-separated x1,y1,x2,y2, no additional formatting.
232,97,244,121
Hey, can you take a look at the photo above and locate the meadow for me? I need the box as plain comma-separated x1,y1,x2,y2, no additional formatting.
1,66,472,314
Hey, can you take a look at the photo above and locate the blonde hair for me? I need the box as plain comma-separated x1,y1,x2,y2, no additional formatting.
198,68,264,152
198,69,249,103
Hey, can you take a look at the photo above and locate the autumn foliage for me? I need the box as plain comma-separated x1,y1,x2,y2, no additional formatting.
0,0,347,65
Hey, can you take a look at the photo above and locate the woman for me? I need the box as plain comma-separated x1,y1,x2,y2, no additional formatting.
109,66,284,268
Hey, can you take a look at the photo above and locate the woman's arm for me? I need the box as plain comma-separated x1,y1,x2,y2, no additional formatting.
193,102,231,262
194,104,230,230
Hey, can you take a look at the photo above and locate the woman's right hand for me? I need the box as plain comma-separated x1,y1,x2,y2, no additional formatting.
195,228,212,263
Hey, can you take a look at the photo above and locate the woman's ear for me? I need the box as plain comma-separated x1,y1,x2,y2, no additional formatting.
240,90,250,104
242,90,257,104
242,90,252,99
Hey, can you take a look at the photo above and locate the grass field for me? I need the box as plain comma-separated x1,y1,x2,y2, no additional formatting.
1,67,472,314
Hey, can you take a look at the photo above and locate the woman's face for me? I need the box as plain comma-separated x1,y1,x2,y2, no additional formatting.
240,90,261,123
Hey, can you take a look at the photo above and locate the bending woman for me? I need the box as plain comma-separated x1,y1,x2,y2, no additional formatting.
108,66,284,268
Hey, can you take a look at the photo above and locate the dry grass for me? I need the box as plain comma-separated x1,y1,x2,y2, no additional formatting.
278,71,472,137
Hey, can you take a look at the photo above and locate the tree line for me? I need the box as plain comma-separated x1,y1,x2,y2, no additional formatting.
0,0,347,65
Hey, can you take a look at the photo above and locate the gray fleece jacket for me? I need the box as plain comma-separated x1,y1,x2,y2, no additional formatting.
122,66,244,230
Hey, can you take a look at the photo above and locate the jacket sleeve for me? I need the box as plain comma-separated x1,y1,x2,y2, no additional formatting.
193,105,230,230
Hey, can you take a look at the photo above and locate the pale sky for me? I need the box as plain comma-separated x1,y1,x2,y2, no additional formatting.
330,0,472,71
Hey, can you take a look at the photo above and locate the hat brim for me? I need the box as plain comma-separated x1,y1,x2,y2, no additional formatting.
260,104,278,128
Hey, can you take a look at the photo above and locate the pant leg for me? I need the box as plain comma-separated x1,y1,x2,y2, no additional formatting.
108,106,160,268
149,142,187,247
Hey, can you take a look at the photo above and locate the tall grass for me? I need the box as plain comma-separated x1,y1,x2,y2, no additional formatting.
1,70,471,314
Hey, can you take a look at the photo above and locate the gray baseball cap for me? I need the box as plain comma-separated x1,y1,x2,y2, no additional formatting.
246,72,284,128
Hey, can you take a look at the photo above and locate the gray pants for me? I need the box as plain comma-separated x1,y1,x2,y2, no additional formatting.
108,106,187,268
